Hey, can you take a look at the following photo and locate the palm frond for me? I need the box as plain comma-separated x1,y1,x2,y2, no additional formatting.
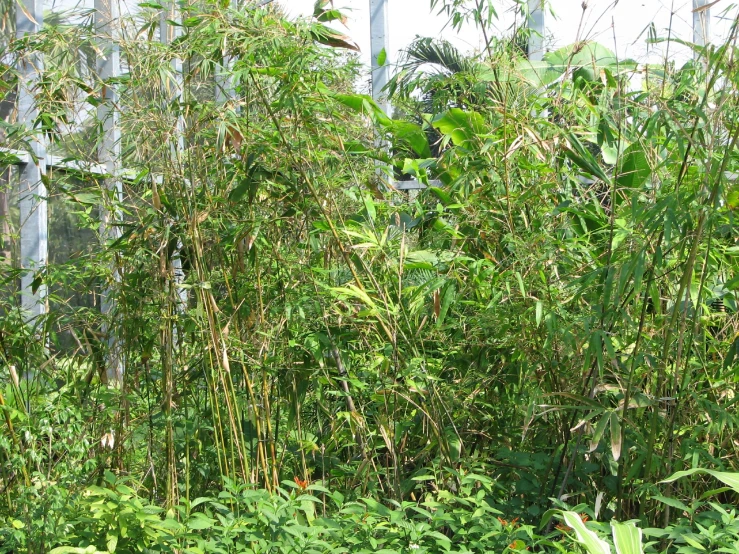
387,37,481,100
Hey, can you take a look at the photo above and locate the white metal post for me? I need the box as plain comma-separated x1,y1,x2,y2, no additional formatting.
16,0,47,321
95,0,121,183
160,2,187,306
527,0,545,61
95,0,124,383
217,0,238,104
369,0,390,115
693,0,710,56
369,0,393,190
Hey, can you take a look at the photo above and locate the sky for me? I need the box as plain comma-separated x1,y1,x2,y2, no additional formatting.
278,0,736,67
46,0,739,71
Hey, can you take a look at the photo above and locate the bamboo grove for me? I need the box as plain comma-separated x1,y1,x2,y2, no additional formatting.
2,1,739,552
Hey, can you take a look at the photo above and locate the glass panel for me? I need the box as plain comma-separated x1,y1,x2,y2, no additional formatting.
0,165,20,303
45,0,94,11
48,170,101,354
45,0,140,17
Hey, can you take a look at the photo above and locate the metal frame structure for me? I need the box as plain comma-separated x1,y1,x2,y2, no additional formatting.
160,0,189,309
11,0,126,321
693,0,711,56
16,0,47,320
527,0,545,61
369,0,390,115
367,0,548,110
95,0,124,382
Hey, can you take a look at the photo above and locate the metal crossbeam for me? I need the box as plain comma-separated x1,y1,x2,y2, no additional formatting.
1,149,140,177
393,179,442,191
1,148,167,185
0,149,30,165
16,0,47,321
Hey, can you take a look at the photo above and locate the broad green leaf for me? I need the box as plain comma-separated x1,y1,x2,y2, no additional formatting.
544,42,617,81
313,0,329,16
683,536,707,550
389,120,431,157
330,92,390,125
727,186,739,209
362,192,376,221
432,108,485,148
328,91,430,156
405,250,439,266
427,186,452,205
518,42,625,85
182,16,201,27
602,145,619,165
106,533,118,553
444,426,462,462
189,497,213,508
562,511,611,554
516,59,563,86
616,143,650,190
331,285,381,314
316,8,347,23
69,191,102,206
515,272,526,297
187,513,216,530
612,521,643,554
377,47,387,66
425,530,452,545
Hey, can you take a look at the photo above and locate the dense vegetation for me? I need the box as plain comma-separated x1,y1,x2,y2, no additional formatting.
2,0,739,552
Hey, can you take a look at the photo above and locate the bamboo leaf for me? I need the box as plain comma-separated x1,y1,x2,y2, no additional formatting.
650,495,691,513
535,300,543,327
661,468,739,494
589,413,609,453
309,23,360,51
610,411,622,461
564,132,611,183
436,282,456,328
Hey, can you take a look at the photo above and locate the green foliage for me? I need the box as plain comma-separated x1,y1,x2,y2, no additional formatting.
2,1,739,553
8,473,536,554
662,468,739,495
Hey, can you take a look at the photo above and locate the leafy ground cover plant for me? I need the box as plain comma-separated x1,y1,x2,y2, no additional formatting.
4,471,531,553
